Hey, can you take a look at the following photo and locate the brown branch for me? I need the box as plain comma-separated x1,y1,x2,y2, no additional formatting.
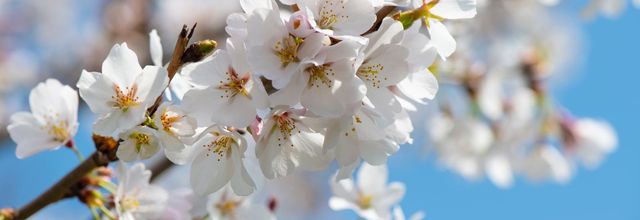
147,23,195,115
362,6,397,36
14,151,112,220
12,25,196,220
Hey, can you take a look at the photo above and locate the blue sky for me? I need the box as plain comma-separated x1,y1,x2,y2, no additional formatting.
383,5,640,220
1,2,639,220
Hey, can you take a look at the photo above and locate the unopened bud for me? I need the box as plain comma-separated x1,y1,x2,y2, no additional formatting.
181,40,217,64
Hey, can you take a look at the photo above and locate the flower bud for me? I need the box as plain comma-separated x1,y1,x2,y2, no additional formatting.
181,40,217,64
287,11,314,38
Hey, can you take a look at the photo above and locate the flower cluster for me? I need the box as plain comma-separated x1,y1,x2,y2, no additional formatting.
425,0,618,188
7,0,476,219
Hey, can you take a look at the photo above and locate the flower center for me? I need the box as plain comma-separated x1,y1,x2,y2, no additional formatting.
218,67,251,100
357,63,386,89
42,114,70,142
274,36,303,68
120,195,140,212
274,113,297,141
129,132,150,153
306,65,334,88
203,132,235,161
160,112,182,135
216,200,240,216
318,1,349,30
111,84,140,112
358,194,373,209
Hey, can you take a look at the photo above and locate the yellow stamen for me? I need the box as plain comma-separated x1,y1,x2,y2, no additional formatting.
129,132,150,153
357,63,386,88
274,36,303,68
306,65,334,88
218,67,251,101
111,84,140,112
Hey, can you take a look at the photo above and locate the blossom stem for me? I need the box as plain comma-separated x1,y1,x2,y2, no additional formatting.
70,146,84,161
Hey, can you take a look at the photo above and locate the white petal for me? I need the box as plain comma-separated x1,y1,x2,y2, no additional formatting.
77,70,116,114
135,65,169,107
149,29,163,66
102,43,142,87
357,162,388,195
484,155,513,189
428,19,457,59
190,150,235,196
430,0,477,19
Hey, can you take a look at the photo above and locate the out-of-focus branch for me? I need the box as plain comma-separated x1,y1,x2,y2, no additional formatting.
149,158,175,182
12,25,196,220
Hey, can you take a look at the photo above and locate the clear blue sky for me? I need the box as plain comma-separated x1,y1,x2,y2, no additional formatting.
0,2,638,220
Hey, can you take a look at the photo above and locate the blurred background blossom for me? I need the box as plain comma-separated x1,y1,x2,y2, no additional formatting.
0,0,638,219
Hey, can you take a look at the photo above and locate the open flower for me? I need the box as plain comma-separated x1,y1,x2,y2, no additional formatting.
269,38,367,117
245,6,326,89
256,106,331,179
329,162,405,220
298,0,377,36
206,187,275,220
8,79,78,159
117,126,161,162
115,162,168,220
153,102,197,162
323,102,400,180
167,125,257,196
181,39,268,128
77,43,168,136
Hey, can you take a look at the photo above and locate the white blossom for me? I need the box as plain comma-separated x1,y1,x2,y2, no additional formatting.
256,107,331,179
8,79,78,159
206,187,275,220
77,43,168,136
329,162,405,220
117,126,161,162
115,162,169,220
167,126,258,196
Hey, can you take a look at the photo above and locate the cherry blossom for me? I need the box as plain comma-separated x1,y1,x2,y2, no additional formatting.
205,187,275,220
329,162,405,220
167,125,258,196
114,162,169,220
117,126,161,162
8,79,78,159
77,43,168,136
